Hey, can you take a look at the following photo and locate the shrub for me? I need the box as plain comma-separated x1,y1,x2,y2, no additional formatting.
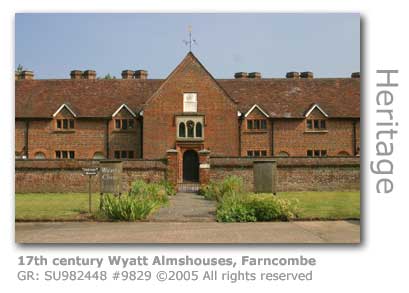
216,192,256,222
159,180,176,196
99,180,170,221
216,193,298,222
201,175,244,201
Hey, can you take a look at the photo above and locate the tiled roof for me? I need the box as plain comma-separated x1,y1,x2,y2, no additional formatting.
218,78,360,118
15,77,360,119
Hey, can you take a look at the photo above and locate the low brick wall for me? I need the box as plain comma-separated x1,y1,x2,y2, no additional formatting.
15,159,167,193
209,157,360,192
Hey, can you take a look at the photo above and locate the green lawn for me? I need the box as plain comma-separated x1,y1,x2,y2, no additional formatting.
15,191,360,221
15,193,101,221
278,191,360,220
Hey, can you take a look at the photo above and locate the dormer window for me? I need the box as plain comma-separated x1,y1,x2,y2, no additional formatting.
183,93,197,112
306,119,327,131
56,119,75,129
247,119,267,130
115,119,135,130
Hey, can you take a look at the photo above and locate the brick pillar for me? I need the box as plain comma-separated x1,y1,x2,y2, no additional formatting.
198,149,211,186
166,149,178,187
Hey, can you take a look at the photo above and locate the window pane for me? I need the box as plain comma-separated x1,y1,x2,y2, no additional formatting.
62,151,68,158
254,120,260,129
260,120,267,129
114,151,120,159
69,119,74,128
128,151,134,159
320,120,326,129
122,119,128,130
254,151,260,157
196,122,202,137
314,150,320,157
179,122,186,137
121,151,127,158
306,120,312,129
57,120,61,129
56,151,61,159
63,119,68,129
129,119,135,129
321,150,327,157
313,120,319,129
261,150,267,156
247,120,253,130
247,150,253,157
69,151,75,159
115,119,121,129
307,150,313,157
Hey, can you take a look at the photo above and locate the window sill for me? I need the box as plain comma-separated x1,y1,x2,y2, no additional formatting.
53,130,75,133
176,138,204,142
112,129,137,133
304,130,328,133
244,130,268,134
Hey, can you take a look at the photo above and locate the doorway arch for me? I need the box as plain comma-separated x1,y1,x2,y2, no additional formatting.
183,150,199,182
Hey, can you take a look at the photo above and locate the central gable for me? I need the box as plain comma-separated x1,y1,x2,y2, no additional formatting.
143,52,237,111
142,52,240,159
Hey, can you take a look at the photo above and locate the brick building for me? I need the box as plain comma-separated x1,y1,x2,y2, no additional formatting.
15,52,360,185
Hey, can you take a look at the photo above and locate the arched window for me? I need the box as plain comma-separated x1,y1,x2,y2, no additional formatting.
277,151,289,157
338,151,350,156
179,122,186,137
187,120,195,137
195,122,202,137
93,152,105,160
34,152,46,160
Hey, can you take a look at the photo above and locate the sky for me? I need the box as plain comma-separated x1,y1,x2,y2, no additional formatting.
15,13,360,79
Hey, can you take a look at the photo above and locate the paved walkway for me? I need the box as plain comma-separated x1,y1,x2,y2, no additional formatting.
15,221,360,243
150,192,216,222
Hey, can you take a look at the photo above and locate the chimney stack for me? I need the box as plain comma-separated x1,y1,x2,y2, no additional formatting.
248,72,261,79
234,72,248,79
122,70,135,79
134,70,148,79
16,70,34,80
300,71,314,79
351,72,360,78
286,72,300,79
70,70,83,80
82,70,96,80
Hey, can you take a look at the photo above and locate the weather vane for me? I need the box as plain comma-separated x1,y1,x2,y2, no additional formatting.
183,25,198,52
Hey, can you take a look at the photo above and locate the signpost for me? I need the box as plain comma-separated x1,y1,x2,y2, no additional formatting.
82,167,99,213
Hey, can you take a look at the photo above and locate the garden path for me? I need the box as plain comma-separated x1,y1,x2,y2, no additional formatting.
150,192,216,222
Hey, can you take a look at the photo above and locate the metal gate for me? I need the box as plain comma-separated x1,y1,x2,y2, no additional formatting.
177,183,200,193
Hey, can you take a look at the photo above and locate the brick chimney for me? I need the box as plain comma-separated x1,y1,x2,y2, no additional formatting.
16,70,34,80
286,72,300,79
70,70,83,80
300,71,314,79
82,70,96,80
351,72,360,78
234,72,248,79
122,70,135,79
248,72,261,79
134,70,148,79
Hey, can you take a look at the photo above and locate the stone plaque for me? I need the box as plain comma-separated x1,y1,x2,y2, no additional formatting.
99,161,123,195
253,160,277,194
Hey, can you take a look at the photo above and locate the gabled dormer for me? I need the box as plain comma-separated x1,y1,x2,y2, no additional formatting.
53,103,77,131
244,104,269,131
304,103,328,132
112,104,137,131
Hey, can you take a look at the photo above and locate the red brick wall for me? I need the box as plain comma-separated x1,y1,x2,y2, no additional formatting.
273,109,356,157
241,108,272,156
210,157,360,192
15,160,166,193
15,120,26,157
143,54,239,159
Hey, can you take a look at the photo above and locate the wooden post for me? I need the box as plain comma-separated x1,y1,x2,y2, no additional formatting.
88,175,92,213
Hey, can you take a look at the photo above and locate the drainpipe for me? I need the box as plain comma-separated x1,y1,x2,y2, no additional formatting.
271,119,274,156
352,120,357,156
105,119,110,159
24,120,29,158
238,115,242,156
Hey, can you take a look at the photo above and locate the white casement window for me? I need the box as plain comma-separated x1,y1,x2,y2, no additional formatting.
183,93,197,112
